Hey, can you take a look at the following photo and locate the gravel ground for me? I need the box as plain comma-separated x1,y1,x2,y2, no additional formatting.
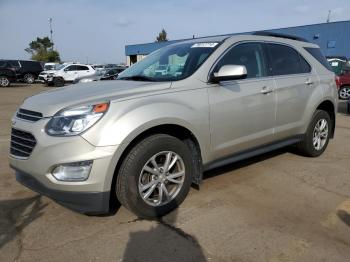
0,84,350,262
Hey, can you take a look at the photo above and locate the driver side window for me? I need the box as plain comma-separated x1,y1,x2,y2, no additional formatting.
215,43,267,79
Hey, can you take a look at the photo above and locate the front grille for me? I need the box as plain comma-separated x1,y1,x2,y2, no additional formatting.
10,128,37,158
16,108,43,122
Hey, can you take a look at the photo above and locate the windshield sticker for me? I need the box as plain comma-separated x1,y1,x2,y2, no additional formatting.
191,43,218,48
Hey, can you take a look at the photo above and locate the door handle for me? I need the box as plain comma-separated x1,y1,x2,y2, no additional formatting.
305,79,314,86
261,86,273,94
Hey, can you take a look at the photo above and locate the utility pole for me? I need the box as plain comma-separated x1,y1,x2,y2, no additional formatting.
48,18,54,50
327,10,331,23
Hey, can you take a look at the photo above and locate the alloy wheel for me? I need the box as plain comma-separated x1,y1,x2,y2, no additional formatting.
312,119,328,151
339,87,350,100
24,74,35,84
0,77,9,87
138,151,185,207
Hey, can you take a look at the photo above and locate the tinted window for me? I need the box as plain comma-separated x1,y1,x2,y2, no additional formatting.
19,61,43,70
305,47,333,71
267,44,311,76
8,60,20,67
65,65,77,71
215,43,267,79
299,55,312,73
76,66,89,71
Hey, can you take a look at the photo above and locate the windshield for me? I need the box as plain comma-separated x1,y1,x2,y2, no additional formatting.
44,65,55,70
118,42,220,81
55,64,66,70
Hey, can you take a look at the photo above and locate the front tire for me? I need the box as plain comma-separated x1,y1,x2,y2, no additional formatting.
53,77,65,87
297,110,331,157
116,134,193,219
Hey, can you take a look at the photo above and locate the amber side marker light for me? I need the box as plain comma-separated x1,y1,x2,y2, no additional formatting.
93,103,109,113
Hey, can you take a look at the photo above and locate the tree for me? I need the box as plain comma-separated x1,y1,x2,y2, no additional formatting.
25,36,61,62
156,29,168,42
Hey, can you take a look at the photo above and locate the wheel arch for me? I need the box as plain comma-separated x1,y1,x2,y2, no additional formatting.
108,123,204,211
316,100,336,138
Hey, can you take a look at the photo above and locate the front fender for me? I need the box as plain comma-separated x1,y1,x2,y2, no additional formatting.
82,88,210,160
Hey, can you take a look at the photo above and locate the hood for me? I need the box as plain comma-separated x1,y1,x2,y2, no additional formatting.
21,80,171,117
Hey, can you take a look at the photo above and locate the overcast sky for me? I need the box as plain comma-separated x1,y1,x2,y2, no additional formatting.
0,0,349,64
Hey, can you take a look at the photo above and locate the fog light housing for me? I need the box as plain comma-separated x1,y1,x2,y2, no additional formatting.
51,161,93,181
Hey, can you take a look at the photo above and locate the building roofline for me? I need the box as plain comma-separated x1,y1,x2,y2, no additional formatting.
125,20,350,48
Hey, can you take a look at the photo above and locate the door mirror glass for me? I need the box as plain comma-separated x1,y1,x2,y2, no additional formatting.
211,65,247,83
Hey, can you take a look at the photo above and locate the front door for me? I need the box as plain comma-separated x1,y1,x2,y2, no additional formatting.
208,42,276,159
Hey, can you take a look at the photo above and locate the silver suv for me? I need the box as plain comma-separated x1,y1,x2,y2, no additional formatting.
9,33,337,218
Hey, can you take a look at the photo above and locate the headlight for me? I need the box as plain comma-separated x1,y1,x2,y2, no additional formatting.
45,102,109,136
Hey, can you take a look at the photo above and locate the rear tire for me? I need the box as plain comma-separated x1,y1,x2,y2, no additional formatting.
297,110,331,157
24,73,35,84
116,134,193,219
0,76,10,87
53,77,65,87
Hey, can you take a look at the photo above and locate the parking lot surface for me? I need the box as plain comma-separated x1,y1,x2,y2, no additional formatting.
0,84,350,262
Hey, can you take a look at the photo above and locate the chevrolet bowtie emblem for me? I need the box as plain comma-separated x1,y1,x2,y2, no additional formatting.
11,119,16,126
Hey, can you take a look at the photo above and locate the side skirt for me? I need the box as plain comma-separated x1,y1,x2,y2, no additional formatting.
203,135,302,172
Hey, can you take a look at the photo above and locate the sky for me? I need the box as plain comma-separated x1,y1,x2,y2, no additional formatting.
0,0,349,64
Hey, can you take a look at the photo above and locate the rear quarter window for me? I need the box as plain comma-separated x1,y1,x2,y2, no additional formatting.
304,47,333,71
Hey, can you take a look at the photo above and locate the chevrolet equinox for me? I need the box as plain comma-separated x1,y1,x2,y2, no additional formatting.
10,33,338,218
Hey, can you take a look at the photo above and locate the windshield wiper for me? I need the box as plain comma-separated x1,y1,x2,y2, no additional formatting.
118,75,156,81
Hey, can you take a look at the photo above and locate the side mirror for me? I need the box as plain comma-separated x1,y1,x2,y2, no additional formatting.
210,65,247,83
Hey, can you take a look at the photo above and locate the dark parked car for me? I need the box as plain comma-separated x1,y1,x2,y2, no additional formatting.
0,60,43,84
0,62,17,87
100,67,126,80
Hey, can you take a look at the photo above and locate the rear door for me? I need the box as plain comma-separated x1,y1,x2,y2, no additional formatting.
265,43,318,140
76,65,93,78
208,42,276,158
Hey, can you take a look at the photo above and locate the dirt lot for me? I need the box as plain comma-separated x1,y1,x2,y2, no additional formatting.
0,84,350,262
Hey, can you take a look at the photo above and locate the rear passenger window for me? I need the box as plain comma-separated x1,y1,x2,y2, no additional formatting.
267,44,311,76
65,66,76,71
299,55,312,73
215,43,267,79
76,66,89,71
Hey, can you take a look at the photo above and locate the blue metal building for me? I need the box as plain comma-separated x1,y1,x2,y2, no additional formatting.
125,20,350,65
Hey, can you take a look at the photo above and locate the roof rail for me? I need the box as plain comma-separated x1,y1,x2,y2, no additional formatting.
252,31,310,43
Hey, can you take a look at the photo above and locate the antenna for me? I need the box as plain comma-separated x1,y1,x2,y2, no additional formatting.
327,10,331,23
48,18,54,50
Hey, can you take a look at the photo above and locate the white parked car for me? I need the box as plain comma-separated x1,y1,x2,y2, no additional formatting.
43,62,58,71
46,64,95,87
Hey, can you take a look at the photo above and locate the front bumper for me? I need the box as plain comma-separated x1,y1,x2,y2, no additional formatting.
9,117,120,214
14,168,111,214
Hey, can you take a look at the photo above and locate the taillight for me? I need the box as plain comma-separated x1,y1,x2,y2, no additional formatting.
335,75,341,89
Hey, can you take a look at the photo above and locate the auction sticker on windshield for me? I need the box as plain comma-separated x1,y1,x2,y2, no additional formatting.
191,43,218,48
